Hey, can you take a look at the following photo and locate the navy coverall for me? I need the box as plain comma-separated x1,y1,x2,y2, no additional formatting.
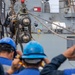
40,54,75,75
5,68,40,75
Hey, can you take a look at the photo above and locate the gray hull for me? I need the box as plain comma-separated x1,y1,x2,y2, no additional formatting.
17,34,75,70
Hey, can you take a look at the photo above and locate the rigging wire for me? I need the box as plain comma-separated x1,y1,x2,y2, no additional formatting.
14,0,75,34
29,12,75,68
28,12,75,40
15,0,75,67
28,12,75,34
7,0,75,67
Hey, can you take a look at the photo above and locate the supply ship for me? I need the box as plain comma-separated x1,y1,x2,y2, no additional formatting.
1,0,75,70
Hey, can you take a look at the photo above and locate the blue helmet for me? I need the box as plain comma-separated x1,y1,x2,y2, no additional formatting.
22,41,46,59
0,37,16,50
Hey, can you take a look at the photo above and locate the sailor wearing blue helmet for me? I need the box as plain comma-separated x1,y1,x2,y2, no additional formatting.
18,41,47,75
6,41,50,75
22,41,46,59
0,37,23,73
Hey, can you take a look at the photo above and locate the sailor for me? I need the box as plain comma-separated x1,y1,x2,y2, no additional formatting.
40,45,75,75
6,41,50,75
0,37,23,73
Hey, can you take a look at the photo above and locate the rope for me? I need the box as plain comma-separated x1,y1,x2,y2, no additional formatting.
28,12,75,68
8,0,75,67
28,12,75,34
28,12,75,40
